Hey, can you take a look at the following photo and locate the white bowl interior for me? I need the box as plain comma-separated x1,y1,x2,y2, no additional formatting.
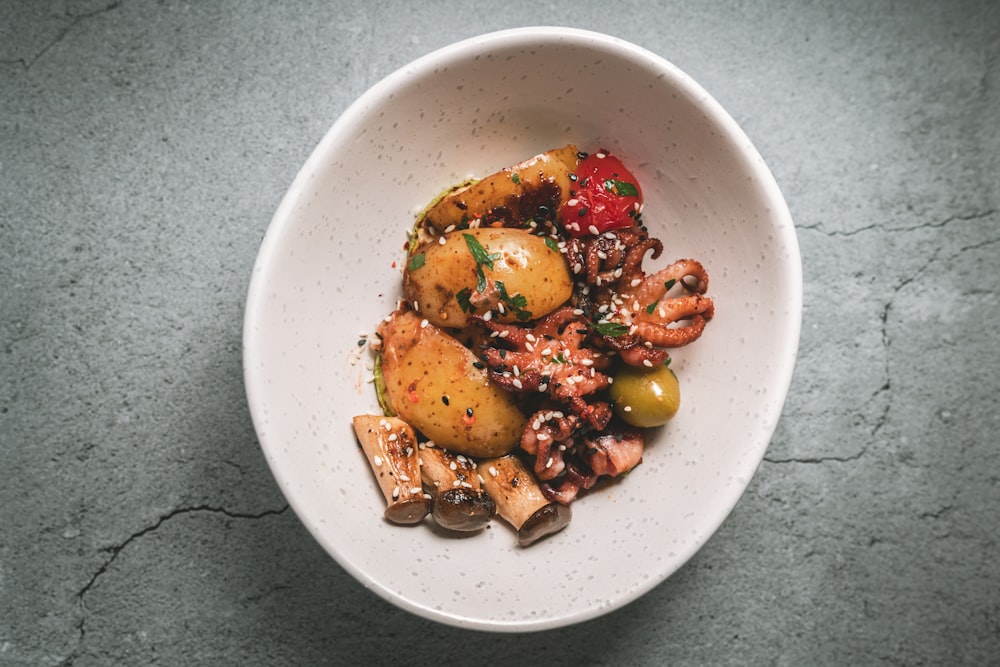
244,27,801,631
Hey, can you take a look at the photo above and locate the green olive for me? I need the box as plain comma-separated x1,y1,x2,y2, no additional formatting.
609,363,681,428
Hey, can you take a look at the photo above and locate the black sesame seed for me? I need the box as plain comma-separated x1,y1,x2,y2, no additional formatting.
441,395,450,406
472,360,485,369
577,151,588,160
466,407,474,417
577,206,588,217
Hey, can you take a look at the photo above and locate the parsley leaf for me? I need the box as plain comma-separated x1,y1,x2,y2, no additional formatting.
496,281,532,321
456,287,474,313
463,233,500,293
407,253,425,271
592,321,630,337
511,173,521,185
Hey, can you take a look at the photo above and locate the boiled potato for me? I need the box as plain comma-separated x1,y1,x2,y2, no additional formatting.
419,145,579,234
377,309,526,457
609,363,681,428
403,227,573,329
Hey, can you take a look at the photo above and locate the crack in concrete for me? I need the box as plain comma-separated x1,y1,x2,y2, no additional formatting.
58,503,289,666
768,209,997,466
796,208,997,238
2,0,122,70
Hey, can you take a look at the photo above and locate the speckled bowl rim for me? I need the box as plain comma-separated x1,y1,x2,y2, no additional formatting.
244,26,802,631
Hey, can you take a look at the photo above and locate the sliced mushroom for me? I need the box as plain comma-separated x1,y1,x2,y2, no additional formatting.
418,445,496,532
352,415,431,525
477,454,571,546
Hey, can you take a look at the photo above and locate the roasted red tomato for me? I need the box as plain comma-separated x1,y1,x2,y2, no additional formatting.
560,151,643,237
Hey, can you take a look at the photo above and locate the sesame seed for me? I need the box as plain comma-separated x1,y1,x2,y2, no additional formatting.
498,330,509,338
373,455,383,467
525,342,534,352
537,432,549,441
438,236,446,245
410,486,423,495
624,405,632,412
482,310,493,321
392,486,400,499
545,457,554,468
572,308,584,315
412,300,420,311
420,318,429,328
567,198,579,206
388,433,397,442
631,278,642,287
573,263,583,273
449,461,458,470
596,152,606,159
489,466,498,477
398,473,410,481
538,383,548,392
453,479,461,487
512,378,523,389
643,359,654,367
444,224,456,232
588,225,600,235
581,358,594,366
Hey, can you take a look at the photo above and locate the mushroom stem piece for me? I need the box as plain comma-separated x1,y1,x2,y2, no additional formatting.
477,454,571,546
353,415,431,525
419,446,496,532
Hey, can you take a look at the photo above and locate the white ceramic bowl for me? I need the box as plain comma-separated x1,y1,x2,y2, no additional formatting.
244,27,801,632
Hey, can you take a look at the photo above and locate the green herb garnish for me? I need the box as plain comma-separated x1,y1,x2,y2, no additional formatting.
463,233,500,293
592,321,630,337
407,253,425,271
511,173,521,185
604,179,639,197
456,287,474,313
496,281,532,321
544,237,559,252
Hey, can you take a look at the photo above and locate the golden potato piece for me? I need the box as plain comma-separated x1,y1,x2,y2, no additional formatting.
377,309,526,458
419,145,579,234
403,227,573,329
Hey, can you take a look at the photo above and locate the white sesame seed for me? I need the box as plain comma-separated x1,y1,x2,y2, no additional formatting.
537,432,549,441
498,330,509,338
453,479,461,487
392,486,400,499
643,359,654,367
545,457,554,468
538,383,548,392
567,198,579,206
623,405,632,412
596,152,606,159
572,308,584,316
460,481,473,489
597,250,608,260
398,473,410,481
614,268,623,278
388,433,398,441
412,300,420,311
373,455,383,467
513,365,520,377
420,318,429,328
573,263,583,273
525,342,534,352
410,486,423,494
512,378,523,389
482,310,493,321
449,461,457,470
630,278,642,287
581,358,594,366
596,276,603,286
444,224,456,232
588,225,600,235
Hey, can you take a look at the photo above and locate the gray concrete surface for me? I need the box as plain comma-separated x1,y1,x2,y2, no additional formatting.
2,0,998,664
